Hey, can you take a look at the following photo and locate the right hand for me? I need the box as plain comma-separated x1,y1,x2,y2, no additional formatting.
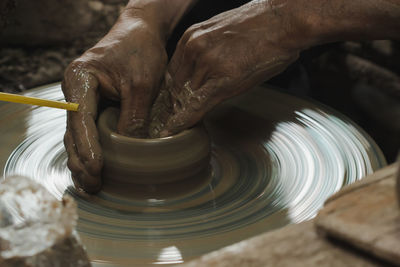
149,1,301,138
62,11,168,193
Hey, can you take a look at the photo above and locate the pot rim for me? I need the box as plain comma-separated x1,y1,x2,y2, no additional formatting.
99,107,198,145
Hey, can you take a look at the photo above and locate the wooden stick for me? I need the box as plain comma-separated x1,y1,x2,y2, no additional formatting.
0,92,79,111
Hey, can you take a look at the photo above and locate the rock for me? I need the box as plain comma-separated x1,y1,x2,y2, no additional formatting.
179,221,384,267
180,165,400,267
316,164,400,265
0,176,91,267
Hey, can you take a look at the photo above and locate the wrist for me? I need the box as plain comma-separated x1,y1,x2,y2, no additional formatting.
123,0,197,43
120,5,168,44
83,12,166,61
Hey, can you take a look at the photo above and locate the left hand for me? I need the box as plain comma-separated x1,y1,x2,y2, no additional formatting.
149,0,304,137
62,10,169,193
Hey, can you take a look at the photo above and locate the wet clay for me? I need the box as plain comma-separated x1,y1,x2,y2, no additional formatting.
97,107,211,185
0,176,91,267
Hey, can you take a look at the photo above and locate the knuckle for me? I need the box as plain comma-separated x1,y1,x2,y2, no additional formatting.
63,59,98,94
82,156,103,176
186,35,208,54
64,60,91,77
181,24,198,43
182,26,211,54
77,152,92,165
188,22,202,33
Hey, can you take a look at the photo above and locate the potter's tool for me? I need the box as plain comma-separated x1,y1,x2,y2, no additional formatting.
0,83,386,266
0,92,79,111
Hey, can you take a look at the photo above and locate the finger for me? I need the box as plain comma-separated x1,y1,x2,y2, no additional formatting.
117,49,167,137
168,33,190,77
64,130,82,175
69,112,103,176
168,31,213,105
117,81,151,137
168,23,207,77
148,76,173,138
62,69,103,192
149,57,208,138
159,81,218,137
64,130,102,193
167,29,205,89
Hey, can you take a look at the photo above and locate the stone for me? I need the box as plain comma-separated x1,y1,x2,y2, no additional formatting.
179,164,400,267
179,221,384,267
0,176,91,267
316,163,400,265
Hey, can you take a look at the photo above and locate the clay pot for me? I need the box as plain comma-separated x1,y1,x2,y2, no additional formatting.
97,108,211,185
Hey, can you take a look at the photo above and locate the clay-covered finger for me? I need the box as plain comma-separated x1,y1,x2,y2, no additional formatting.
62,68,103,192
116,49,167,137
64,130,102,193
64,131,80,174
69,112,103,177
148,87,173,138
117,81,151,138
149,56,208,138
150,27,210,137
158,85,217,137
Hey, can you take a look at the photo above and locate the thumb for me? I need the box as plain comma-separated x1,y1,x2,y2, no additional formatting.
150,78,218,137
159,111,204,137
148,87,173,138
157,91,212,138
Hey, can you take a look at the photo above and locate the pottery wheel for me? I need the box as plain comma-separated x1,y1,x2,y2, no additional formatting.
0,83,386,266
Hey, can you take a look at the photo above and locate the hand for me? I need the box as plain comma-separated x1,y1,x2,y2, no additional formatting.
62,11,167,193
149,1,303,138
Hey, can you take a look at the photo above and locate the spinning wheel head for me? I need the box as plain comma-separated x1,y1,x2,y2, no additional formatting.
0,83,387,266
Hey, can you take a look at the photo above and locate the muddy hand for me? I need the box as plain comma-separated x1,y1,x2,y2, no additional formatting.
149,1,303,138
62,9,168,193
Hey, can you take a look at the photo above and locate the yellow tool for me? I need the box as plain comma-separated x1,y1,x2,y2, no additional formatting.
0,92,79,111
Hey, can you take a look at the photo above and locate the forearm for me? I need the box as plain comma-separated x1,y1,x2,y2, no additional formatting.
286,0,400,48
